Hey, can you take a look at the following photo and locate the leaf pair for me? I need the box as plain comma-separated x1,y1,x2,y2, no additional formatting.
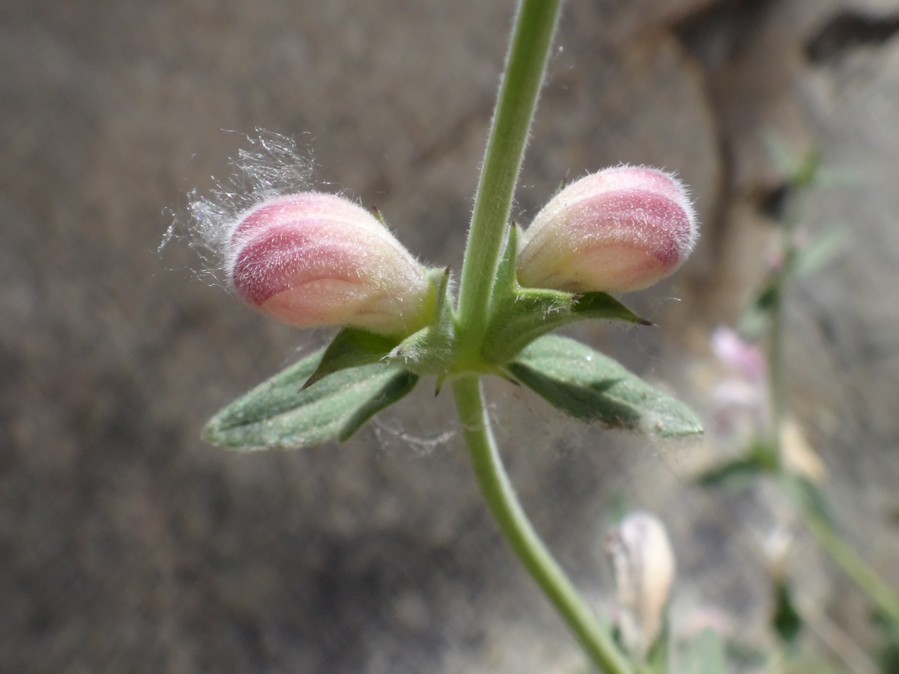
205,333,702,450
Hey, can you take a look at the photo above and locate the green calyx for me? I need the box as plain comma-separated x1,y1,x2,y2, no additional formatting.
480,226,650,365
304,267,456,388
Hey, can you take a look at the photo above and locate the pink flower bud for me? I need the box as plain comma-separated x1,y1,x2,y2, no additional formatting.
517,166,698,293
226,193,430,336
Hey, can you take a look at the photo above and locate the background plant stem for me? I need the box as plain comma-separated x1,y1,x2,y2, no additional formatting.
451,375,634,674
454,0,561,368
766,175,899,631
797,499,899,626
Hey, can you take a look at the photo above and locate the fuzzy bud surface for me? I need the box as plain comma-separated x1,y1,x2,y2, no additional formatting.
517,166,698,293
227,193,430,336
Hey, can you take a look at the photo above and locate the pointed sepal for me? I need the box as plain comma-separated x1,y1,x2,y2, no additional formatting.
303,328,399,389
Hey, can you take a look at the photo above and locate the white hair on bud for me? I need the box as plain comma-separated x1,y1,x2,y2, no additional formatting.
163,129,317,284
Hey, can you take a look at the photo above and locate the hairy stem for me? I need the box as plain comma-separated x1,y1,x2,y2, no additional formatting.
452,375,634,674
450,2,633,670
455,0,561,368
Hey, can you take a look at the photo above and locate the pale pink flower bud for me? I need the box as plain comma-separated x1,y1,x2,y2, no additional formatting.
226,193,430,336
710,326,766,384
605,511,676,660
517,166,698,293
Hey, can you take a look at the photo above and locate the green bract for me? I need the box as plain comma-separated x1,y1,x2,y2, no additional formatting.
505,335,702,438
482,227,650,365
204,347,418,450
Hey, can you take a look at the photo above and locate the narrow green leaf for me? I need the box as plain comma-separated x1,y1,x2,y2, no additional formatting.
763,131,802,180
504,335,702,438
696,458,767,489
782,474,836,529
873,611,899,674
572,292,652,325
695,442,779,489
772,577,803,646
739,281,781,341
204,349,419,450
791,227,847,278
794,147,822,188
303,328,398,389
762,132,820,188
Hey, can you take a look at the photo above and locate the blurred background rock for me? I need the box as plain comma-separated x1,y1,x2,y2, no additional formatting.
2,0,898,672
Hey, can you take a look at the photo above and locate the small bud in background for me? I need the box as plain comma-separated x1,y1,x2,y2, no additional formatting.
605,511,676,661
517,166,698,293
226,193,431,336
710,326,766,385
710,326,770,437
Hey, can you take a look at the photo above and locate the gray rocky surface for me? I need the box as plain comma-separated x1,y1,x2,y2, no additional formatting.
2,1,898,672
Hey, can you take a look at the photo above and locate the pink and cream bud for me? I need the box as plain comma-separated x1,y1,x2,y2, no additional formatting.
517,166,698,293
226,193,430,336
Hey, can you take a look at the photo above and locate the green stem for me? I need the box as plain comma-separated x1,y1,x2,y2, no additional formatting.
797,494,899,626
449,2,632,669
452,375,634,674
767,290,786,456
455,0,561,367
764,177,899,627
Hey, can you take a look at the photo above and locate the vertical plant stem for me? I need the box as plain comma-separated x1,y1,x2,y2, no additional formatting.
450,2,631,670
452,375,634,674
767,289,786,456
798,499,899,626
767,173,899,629
455,0,561,366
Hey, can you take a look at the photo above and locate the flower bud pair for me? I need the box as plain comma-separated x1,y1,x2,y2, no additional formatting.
226,193,430,336
516,166,698,293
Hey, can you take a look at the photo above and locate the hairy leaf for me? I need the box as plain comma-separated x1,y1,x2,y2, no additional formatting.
505,335,702,438
205,348,419,450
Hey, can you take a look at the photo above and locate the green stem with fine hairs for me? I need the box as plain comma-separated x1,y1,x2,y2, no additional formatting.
450,1,634,671
454,0,561,370
452,375,634,674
